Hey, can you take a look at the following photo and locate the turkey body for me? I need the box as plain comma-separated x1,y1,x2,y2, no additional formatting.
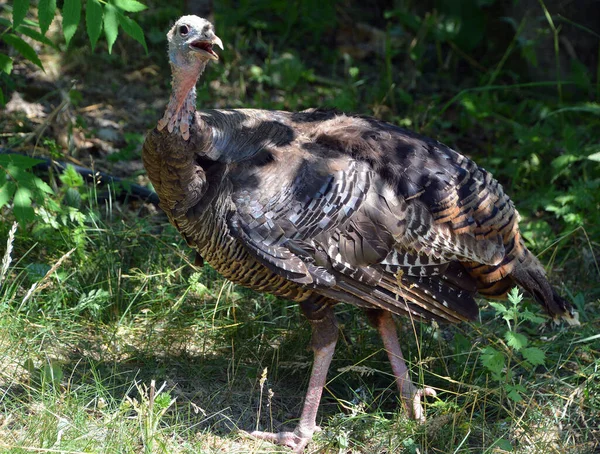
145,16,575,451
142,107,572,324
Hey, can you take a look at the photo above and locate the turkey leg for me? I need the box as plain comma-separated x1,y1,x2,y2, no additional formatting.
250,300,338,453
367,309,436,421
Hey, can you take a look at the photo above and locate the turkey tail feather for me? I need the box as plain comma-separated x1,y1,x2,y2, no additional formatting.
510,258,579,324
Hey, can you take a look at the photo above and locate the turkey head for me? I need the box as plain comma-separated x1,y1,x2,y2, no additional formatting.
157,15,223,140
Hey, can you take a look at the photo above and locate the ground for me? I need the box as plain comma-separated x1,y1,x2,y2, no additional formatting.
0,1,599,453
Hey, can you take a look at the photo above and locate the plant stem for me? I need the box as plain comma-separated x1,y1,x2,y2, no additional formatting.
538,0,563,105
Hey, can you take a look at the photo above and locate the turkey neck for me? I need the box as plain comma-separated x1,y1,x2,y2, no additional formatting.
159,59,208,134
172,61,205,113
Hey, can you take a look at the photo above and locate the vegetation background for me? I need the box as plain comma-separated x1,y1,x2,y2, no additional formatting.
0,0,599,452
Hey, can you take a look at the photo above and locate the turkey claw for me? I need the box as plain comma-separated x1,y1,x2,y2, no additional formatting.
247,427,320,453
409,387,437,422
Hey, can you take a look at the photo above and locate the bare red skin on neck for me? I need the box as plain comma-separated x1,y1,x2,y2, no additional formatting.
158,58,207,139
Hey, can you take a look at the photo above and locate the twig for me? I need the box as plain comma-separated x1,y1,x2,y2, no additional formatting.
20,95,70,150
0,149,159,205
21,248,76,307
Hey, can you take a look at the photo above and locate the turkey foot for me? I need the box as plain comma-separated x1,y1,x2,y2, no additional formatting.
250,301,338,452
249,426,320,453
404,385,437,422
369,310,436,422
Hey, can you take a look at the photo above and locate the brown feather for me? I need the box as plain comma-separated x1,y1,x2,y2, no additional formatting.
143,107,577,325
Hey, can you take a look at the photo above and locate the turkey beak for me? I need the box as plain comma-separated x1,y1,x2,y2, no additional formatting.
189,35,222,60
212,35,223,51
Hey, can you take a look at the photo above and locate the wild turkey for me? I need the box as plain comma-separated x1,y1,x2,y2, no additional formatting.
142,15,578,452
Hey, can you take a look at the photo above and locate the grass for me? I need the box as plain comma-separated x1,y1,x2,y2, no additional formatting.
1,0,599,453
0,215,597,453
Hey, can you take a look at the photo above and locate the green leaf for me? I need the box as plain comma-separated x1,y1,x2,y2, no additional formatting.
64,187,82,208
42,361,64,388
520,309,546,325
114,0,147,12
16,25,56,48
0,88,4,107
505,383,527,402
552,154,582,170
507,287,522,306
506,388,523,402
1,34,44,70
26,263,51,281
0,181,17,210
13,0,30,29
0,53,13,74
488,301,508,315
481,346,505,375
504,331,528,351
86,0,103,50
13,186,35,223
117,11,147,53
104,4,119,54
521,347,546,366
494,438,513,452
588,152,600,162
33,176,54,196
15,172,38,189
38,0,57,35
59,165,85,188
62,0,82,47
0,154,44,169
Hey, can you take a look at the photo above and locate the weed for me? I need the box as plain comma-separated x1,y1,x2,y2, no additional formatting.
125,380,176,454
481,289,548,403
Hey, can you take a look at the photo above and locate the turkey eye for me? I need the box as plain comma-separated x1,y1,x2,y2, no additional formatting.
179,25,189,36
